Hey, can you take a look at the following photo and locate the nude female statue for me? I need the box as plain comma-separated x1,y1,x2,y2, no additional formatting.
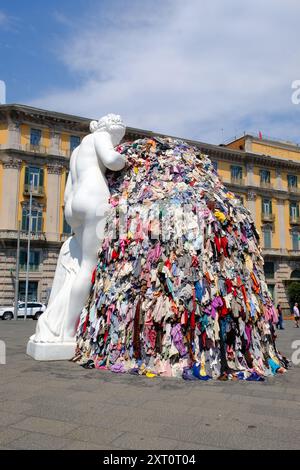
27,114,126,359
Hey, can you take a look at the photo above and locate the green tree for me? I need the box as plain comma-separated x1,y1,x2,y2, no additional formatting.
287,282,300,308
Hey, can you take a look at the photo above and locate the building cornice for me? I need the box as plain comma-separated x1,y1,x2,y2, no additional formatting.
2,158,22,169
46,163,64,175
1,103,300,171
0,149,69,169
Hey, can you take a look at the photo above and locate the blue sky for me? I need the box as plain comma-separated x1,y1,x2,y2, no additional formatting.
0,0,300,144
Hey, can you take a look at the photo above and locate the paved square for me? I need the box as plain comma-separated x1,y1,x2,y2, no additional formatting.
0,320,299,449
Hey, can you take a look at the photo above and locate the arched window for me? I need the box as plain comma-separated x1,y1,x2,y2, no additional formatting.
291,269,300,279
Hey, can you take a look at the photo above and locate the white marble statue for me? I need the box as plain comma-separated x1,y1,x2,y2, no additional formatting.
27,114,126,360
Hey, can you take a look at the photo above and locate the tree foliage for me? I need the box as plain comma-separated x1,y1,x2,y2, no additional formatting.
287,281,300,307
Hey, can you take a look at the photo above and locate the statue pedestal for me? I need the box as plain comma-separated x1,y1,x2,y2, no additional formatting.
26,339,76,361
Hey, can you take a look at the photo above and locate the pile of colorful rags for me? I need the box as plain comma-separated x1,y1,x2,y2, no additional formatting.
75,136,288,381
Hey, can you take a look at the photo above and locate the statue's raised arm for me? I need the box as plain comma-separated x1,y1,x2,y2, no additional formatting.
91,114,126,171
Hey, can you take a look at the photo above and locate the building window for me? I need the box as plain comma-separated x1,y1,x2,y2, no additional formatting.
264,261,274,278
290,202,299,218
267,284,275,301
262,199,272,215
263,226,272,249
288,174,298,188
70,135,80,152
18,281,38,302
25,166,44,190
260,169,270,184
231,165,243,180
30,128,42,146
291,269,300,279
291,231,300,251
20,251,40,271
22,206,43,232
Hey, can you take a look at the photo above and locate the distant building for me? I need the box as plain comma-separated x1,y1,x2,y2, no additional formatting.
0,104,299,312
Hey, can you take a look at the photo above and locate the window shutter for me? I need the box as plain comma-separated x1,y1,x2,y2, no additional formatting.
34,251,40,266
37,213,42,232
25,167,29,186
20,251,26,265
22,208,27,231
270,199,272,213
39,168,44,187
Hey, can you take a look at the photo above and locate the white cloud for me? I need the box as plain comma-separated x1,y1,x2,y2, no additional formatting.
0,9,19,31
30,0,300,143
0,10,8,25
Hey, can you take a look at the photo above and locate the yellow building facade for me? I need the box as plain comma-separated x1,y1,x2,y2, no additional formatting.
0,104,89,304
0,105,299,312
222,134,300,311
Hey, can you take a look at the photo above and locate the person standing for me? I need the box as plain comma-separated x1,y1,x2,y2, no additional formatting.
293,302,300,328
276,304,284,330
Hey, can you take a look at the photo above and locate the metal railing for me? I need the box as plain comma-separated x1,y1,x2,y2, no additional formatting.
19,264,40,272
23,184,45,197
289,216,300,225
0,230,46,241
230,177,244,186
288,186,300,194
260,181,272,189
25,143,48,154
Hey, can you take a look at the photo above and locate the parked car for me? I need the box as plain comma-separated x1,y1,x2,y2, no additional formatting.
0,302,46,320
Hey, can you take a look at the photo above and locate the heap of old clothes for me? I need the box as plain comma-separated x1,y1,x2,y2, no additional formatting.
75,137,288,381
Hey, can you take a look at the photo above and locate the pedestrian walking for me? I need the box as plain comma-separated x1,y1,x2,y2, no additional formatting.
276,303,284,330
293,302,300,328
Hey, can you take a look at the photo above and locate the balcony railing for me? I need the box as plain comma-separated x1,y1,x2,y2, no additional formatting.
288,186,300,194
262,248,288,256
260,181,272,189
19,264,40,272
1,142,73,158
230,177,243,186
23,184,45,197
261,212,275,222
0,230,46,241
25,143,48,154
290,215,300,225
288,249,300,256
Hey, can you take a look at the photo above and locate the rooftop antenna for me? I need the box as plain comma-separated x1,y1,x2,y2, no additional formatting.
0,80,6,104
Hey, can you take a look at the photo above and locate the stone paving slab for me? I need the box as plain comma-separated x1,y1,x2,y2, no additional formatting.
0,319,299,449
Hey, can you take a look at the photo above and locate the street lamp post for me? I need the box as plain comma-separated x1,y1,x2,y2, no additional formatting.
13,220,21,321
24,181,33,321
